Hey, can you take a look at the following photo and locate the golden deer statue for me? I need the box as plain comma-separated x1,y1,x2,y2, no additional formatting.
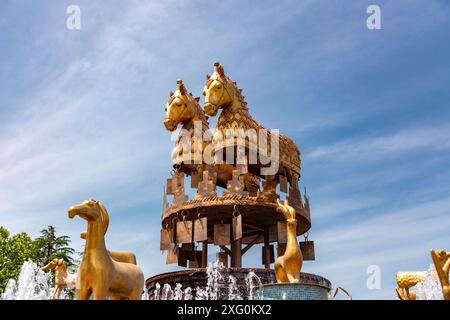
202,62,301,187
431,249,450,300
68,199,144,300
274,199,303,283
41,258,77,299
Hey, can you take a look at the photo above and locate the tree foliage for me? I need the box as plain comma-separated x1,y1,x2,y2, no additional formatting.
32,226,76,266
0,225,76,293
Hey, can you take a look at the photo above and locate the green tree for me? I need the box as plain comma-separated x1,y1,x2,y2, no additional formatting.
0,227,35,293
0,225,76,293
32,226,76,266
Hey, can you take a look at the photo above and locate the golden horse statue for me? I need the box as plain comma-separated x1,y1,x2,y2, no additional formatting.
163,79,259,193
41,258,77,299
274,199,303,283
163,80,210,175
202,62,301,186
431,249,450,300
80,232,137,264
68,199,144,300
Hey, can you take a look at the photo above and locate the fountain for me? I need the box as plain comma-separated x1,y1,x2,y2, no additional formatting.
396,249,450,300
2,62,448,301
148,62,332,300
1,260,53,300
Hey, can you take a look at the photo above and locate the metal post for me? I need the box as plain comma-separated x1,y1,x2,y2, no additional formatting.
264,227,270,268
230,224,242,267
202,240,208,268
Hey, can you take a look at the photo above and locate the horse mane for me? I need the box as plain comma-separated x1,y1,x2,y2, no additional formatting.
225,76,248,112
188,93,209,129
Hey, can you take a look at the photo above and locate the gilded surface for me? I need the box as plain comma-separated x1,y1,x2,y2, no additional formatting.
431,249,450,300
395,271,426,300
274,199,303,283
202,62,301,182
41,258,76,299
68,200,144,300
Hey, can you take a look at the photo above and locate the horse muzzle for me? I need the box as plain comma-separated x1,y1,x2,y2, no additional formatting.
163,118,176,131
203,102,218,116
68,207,78,219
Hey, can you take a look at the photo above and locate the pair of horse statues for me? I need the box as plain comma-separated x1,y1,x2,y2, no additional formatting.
42,200,144,300
163,62,301,193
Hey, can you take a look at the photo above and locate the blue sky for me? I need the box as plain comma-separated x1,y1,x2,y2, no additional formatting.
0,0,449,299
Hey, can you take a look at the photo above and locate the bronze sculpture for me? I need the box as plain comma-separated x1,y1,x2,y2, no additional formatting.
164,79,210,171
147,62,333,299
41,258,77,299
80,231,137,264
202,62,301,187
68,199,144,300
396,249,450,300
163,79,259,194
395,271,426,300
274,199,302,283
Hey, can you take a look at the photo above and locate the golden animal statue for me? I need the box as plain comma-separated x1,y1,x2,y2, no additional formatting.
163,79,259,193
395,271,426,300
68,199,144,300
274,198,303,283
431,249,450,300
164,79,210,167
41,258,77,299
80,231,137,264
202,62,301,186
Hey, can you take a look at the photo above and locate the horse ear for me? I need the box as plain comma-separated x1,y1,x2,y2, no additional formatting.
177,79,187,94
214,61,225,76
96,201,110,235
168,91,174,98
206,74,210,81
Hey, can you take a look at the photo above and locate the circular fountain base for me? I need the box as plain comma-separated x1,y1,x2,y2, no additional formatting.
254,283,329,300
146,268,331,300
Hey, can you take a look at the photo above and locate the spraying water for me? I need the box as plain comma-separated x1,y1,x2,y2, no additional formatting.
412,265,444,300
245,271,263,300
1,260,52,300
150,262,264,300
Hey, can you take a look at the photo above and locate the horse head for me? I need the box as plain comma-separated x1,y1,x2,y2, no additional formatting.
203,62,236,116
41,258,66,272
68,199,109,235
163,80,201,132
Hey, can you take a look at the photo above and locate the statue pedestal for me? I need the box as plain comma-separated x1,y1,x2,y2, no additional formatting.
254,283,330,300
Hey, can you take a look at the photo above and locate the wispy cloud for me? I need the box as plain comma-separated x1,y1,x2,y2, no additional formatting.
307,125,450,161
1,1,450,299
308,196,450,299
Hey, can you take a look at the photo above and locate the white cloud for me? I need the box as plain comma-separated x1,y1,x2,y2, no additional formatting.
307,125,450,160
307,196,450,299
313,196,383,219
